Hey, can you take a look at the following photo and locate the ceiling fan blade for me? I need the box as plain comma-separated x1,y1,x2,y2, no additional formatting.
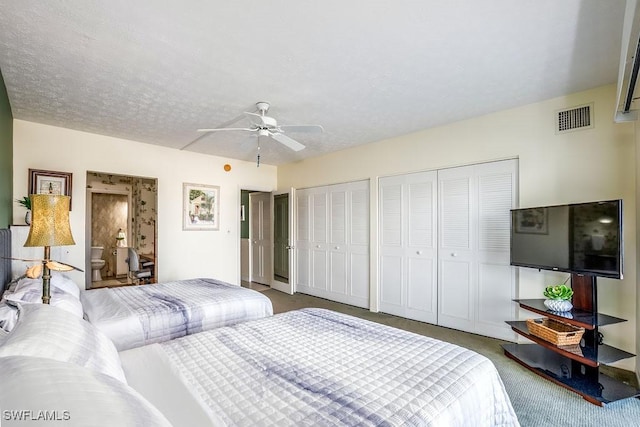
197,127,254,132
278,125,324,133
244,112,277,128
270,132,306,151
2,257,84,273
46,260,84,272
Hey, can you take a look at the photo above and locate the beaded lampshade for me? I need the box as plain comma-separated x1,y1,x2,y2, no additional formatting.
23,194,75,304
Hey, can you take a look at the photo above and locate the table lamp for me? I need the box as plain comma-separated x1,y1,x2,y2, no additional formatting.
23,194,75,304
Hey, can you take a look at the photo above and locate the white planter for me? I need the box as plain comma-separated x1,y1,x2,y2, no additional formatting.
544,299,573,312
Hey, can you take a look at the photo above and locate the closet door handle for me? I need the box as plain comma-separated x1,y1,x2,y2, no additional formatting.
334,246,340,250
416,250,422,255
451,253,458,257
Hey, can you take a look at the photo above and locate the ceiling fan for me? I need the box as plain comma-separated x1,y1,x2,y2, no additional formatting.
190,102,323,164
2,257,84,278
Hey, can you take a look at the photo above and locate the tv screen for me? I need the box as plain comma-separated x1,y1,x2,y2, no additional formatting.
510,200,622,279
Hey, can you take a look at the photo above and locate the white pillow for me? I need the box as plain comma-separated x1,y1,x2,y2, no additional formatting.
51,272,81,299
12,274,80,299
0,301,18,332
0,356,172,427
0,304,127,383
4,281,83,319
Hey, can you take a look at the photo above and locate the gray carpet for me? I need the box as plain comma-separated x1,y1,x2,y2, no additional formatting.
262,289,640,427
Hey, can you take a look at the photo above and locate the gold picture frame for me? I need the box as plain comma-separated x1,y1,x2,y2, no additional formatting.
28,169,73,210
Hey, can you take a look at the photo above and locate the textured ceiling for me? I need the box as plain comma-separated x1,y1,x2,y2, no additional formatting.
0,0,627,165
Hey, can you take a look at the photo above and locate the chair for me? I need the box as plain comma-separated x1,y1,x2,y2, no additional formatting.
126,247,153,285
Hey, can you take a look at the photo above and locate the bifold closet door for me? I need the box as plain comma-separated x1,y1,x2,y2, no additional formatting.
437,159,517,341
379,171,438,324
295,181,369,308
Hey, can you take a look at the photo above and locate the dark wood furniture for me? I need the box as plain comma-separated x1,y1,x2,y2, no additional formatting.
503,274,639,406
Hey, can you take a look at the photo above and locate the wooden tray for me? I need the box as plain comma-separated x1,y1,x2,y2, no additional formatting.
526,318,585,346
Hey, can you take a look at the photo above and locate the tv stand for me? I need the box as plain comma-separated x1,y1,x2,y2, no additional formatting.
503,274,639,406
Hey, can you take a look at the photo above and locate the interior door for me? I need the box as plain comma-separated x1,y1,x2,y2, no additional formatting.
250,192,272,286
272,189,295,294
437,159,517,340
437,165,476,332
379,171,438,323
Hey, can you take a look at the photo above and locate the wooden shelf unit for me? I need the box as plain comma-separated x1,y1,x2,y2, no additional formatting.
503,274,639,406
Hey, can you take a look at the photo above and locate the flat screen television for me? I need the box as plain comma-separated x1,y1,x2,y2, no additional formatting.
510,199,623,279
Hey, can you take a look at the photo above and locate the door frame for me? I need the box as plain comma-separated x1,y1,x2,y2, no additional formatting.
85,187,132,289
271,188,295,294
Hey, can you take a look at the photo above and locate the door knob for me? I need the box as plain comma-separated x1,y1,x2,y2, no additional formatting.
416,250,422,255
451,253,458,257
334,246,340,250
286,245,294,250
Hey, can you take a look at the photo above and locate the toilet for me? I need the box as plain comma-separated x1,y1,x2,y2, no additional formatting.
91,246,106,282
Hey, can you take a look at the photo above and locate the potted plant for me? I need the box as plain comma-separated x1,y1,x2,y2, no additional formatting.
16,196,32,225
543,282,574,312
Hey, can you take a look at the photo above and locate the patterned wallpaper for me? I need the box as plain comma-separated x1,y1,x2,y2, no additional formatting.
87,172,157,277
91,193,128,277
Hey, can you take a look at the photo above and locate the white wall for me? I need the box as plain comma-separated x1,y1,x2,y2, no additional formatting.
279,84,637,371
12,120,277,288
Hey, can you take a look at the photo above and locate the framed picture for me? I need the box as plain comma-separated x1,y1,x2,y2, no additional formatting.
515,208,548,234
29,169,73,210
183,183,220,231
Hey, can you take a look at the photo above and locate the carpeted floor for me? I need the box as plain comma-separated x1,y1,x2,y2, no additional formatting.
262,289,640,427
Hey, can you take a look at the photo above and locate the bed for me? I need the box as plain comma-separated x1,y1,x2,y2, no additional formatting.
80,278,274,351
0,303,519,426
122,308,519,426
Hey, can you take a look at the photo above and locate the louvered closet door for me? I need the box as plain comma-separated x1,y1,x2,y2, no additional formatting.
437,159,517,340
295,181,369,308
295,187,328,295
437,165,476,332
295,189,312,291
379,171,438,324
474,160,517,340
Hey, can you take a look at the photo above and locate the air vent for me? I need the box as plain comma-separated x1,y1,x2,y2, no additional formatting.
556,103,593,134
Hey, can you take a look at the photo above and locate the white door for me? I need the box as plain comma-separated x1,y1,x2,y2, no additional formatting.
379,171,438,323
295,181,369,308
437,159,517,340
437,165,476,332
271,189,295,294
250,192,272,285
474,160,517,340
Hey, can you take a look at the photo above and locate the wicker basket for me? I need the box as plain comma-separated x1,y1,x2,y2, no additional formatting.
526,318,585,346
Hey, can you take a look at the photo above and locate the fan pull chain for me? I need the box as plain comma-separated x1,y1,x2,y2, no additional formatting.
256,139,261,167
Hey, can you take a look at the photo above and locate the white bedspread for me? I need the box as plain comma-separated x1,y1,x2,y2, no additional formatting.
81,278,273,351
121,308,519,426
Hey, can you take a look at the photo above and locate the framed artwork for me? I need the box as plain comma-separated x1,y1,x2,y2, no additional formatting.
28,169,73,210
515,208,548,234
183,183,220,231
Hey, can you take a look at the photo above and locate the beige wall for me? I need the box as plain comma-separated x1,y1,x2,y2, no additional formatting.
12,120,277,288
279,84,637,371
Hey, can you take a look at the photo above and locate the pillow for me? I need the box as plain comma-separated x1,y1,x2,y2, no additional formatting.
14,274,81,299
0,301,18,332
0,356,172,427
5,274,26,293
51,272,81,299
0,304,127,383
4,280,83,319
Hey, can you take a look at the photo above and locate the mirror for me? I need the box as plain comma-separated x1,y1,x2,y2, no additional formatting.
85,172,157,289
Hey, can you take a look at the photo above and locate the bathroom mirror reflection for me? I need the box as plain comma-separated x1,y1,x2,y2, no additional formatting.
85,172,157,289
